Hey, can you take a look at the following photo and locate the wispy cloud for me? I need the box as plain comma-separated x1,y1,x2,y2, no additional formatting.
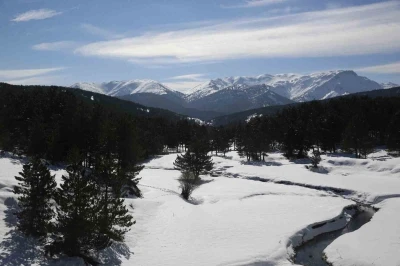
168,74,207,81
0,67,64,80
32,41,77,51
222,0,288,8
5,75,65,85
164,73,208,93
81,23,125,40
11,9,62,22
75,1,400,65
357,61,400,74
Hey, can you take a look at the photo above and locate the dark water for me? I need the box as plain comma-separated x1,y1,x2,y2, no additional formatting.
294,206,376,266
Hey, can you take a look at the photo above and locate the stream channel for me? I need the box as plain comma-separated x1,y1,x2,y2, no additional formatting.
293,205,377,266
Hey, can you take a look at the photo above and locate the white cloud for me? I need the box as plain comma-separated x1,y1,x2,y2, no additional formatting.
75,1,400,65
222,0,288,8
81,23,125,40
0,67,64,80
357,61,400,74
164,73,208,93
164,81,205,93
32,41,77,51
5,75,65,85
168,74,207,81
11,9,62,22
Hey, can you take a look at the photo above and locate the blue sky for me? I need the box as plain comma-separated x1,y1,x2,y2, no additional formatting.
0,0,399,92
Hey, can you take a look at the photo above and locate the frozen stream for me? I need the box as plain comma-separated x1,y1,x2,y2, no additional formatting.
294,205,377,266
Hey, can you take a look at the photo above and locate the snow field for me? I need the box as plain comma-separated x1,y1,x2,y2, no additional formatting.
0,150,399,265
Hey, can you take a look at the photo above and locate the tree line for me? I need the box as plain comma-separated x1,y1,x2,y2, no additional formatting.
231,96,400,160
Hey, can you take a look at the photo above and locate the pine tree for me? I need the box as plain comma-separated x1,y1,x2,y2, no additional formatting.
14,157,56,239
93,155,134,249
51,163,101,264
387,111,400,154
342,114,373,158
174,140,213,178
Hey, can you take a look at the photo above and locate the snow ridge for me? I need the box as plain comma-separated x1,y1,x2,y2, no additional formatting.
186,70,384,102
71,80,181,97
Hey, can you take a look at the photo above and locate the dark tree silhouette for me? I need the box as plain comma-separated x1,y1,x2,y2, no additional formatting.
14,157,56,239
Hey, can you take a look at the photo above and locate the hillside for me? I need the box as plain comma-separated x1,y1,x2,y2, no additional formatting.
0,82,184,121
212,86,400,126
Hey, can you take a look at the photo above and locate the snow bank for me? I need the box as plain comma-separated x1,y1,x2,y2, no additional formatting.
212,150,400,203
325,198,400,266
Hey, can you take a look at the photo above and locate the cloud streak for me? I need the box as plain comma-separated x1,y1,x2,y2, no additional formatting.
81,23,125,40
11,9,62,22
164,73,208,93
222,0,288,8
168,74,207,81
357,61,400,74
32,41,77,51
0,67,64,80
75,1,400,65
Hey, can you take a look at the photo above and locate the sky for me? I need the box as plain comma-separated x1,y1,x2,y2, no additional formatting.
0,0,399,93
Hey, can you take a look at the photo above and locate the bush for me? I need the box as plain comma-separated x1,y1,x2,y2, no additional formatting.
178,172,199,200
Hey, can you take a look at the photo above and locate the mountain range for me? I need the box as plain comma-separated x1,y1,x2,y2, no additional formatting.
71,70,398,119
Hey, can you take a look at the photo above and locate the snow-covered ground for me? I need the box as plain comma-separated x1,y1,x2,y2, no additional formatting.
0,150,399,265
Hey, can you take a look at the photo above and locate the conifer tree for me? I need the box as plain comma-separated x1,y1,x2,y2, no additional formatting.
342,114,373,158
174,139,213,178
387,111,400,154
94,155,134,249
51,163,101,264
14,157,56,238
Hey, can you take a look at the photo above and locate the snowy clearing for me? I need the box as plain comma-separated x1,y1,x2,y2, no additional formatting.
0,150,399,265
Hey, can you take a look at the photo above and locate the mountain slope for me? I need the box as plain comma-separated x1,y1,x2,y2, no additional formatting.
71,80,184,97
187,70,383,103
211,86,400,126
381,82,399,89
0,82,184,121
71,80,187,110
190,84,294,113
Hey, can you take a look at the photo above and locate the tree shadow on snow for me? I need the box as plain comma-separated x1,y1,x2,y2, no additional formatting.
97,242,133,266
0,197,52,266
241,160,283,167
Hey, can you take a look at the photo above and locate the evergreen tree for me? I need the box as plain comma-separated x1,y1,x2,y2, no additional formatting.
342,114,374,158
93,155,134,249
387,111,400,154
14,157,56,238
51,163,101,264
174,140,213,178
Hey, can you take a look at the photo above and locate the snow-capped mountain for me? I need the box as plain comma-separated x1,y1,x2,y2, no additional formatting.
381,82,399,89
187,70,383,102
189,84,294,113
71,79,183,97
71,71,396,119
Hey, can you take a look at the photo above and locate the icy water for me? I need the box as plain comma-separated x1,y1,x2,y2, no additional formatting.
294,206,376,266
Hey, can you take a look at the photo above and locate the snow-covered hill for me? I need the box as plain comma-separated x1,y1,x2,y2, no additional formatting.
187,70,384,102
71,80,183,97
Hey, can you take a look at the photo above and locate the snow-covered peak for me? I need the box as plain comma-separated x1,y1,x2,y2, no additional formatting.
186,70,382,102
381,82,399,89
71,80,181,97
